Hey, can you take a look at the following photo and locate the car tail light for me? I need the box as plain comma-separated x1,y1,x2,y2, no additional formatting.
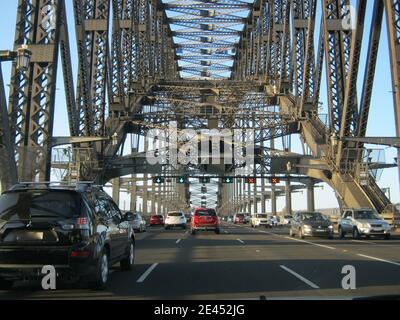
75,217,89,230
70,250,90,258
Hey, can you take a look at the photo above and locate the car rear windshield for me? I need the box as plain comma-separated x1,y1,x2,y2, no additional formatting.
0,190,80,221
236,214,244,218
195,209,216,217
256,214,267,218
168,212,183,217
354,211,380,220
301,212,327,221
152,215,163,218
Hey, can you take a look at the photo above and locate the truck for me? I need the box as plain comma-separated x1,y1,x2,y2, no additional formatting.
338,208,392,240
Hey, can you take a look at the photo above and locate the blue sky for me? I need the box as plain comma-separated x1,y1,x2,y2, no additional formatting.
0,1,398,210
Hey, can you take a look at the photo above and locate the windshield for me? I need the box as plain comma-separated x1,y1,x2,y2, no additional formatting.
256,214,267,218
196,209,216,217
168,212,184,217
236,214,244,218
354,211,380,220
300,213,327,222
0,191,80,221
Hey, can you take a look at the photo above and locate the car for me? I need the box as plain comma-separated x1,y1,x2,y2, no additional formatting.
338,208,391,240
149,215,164,226
243,214,251,224
290,212,334,239
191,208,220,235
165,211,187,230
233,213,245,224
185,213,192,223
128,213,147,233
282,215,293,226
0,183,136,290
267,215,278,227
251,213,269,228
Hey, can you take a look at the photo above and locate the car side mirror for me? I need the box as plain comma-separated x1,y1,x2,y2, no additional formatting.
125,212,135,222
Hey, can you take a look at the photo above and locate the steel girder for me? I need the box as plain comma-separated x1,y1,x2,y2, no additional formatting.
8,0,63,182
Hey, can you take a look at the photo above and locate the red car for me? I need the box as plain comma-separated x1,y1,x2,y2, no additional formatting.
234,213,245,224
191,208,220,235
149,215,164,226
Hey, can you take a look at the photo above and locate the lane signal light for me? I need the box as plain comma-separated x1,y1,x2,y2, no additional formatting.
223,177,234,184
270,177,280,184
153,177,165,184
177,176,188,184
246,177,256,184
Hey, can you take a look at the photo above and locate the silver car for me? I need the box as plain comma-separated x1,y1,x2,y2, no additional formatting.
338,209,391,239
130,213,147,233
290,212,334,239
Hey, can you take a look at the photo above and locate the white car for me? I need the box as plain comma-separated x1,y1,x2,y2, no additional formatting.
282,215,293,226
165,211,187,230
251,214,269,228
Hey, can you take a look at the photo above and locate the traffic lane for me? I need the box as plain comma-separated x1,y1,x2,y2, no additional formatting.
1,225,400,299
134,225,400,299
249,224,400,268
221,224,400,297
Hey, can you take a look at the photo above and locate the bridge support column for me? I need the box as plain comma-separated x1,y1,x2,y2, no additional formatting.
150,182,156,215
130,176,137,212
112,178,120,207
261,178,266,213
271,186,277,215
285,180,292,215
307,180,315,212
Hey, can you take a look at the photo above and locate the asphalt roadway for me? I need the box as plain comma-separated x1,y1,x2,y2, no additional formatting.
1,223,400,300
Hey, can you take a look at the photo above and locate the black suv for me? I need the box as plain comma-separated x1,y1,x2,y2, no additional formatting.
0,183,135,290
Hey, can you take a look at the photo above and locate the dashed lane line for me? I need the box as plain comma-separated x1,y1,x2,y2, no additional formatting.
280,265,320,289
137,263,159,283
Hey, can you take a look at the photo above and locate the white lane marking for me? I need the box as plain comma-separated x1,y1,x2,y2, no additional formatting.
224,230,229,234
237,239,245,244
176,239,182,244
284,236,336,250
280,265,320,289
351,240,378,245
137,263,159,283
357,254,400,267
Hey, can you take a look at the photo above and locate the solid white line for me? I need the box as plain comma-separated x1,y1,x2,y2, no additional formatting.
280,265,320,289
351,240,379,245
237,239,245,244
357,254,400,267
284,236,336,250
176,239,182,244
137,263,159,283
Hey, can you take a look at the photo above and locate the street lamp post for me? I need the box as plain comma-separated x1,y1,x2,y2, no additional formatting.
0,45,32,191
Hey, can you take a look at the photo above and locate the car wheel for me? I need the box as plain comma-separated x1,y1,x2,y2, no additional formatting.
215,228,220,235
165,226,169,230
182,224,187,230
328,234,334,240
191,229,196,235
339,226,345,239
352,227,360,240
299,228,304,239
384,234,391,240
0,278,14,290
90,250,109,290
120,242,135,271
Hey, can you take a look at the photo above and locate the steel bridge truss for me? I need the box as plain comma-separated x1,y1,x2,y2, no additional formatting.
1,0,400,214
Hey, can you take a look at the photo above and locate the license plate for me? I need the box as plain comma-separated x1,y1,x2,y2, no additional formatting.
17,231,44,241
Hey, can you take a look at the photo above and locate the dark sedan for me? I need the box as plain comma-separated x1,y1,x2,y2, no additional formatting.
290,212,334,239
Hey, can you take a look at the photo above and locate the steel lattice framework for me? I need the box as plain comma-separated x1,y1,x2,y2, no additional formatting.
1,0,400,214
